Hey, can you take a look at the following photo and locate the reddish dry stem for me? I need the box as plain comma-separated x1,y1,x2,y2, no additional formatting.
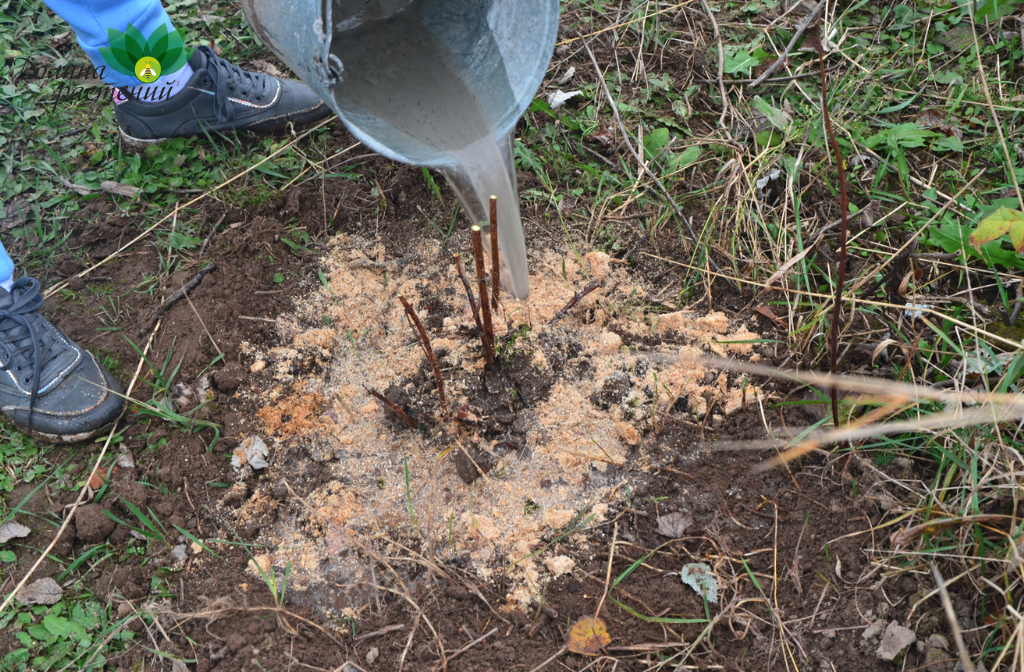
489,195,500,309
551,280,602,323
471,226,495,364
398,295,447,411
364,386,418,429
453,253,484,335
813,28,849,428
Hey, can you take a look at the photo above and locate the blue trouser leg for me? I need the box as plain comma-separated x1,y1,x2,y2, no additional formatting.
0,240,14,288
39,0,175,86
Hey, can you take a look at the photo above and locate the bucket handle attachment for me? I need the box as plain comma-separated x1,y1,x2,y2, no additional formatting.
313,0,343,88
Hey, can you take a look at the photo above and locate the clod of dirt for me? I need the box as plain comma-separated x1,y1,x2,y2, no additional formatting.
455,447,494,484
214,363,248,393
112,481,148,509
876,621,916,661
592,370,631,409
656,512,694,538
74,504,116,543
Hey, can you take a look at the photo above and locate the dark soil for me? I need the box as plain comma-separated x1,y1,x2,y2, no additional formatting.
1,98,964,672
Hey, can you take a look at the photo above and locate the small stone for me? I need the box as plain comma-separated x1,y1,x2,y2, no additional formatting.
927,634,949,650
875,621,916,662
862,622,883,640
366,647,379,664
232,436,270,471
616,421,639,446
250,360,266,374
170,545,188,563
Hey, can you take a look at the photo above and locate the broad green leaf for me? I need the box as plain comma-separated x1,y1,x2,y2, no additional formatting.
752,95,788,130
643,127,671,159
970,207,1024,253
668,145,701,172
755,129,783,147
723,47,760,74
974,0,1020,20
43,614,70,637
932,135,964,152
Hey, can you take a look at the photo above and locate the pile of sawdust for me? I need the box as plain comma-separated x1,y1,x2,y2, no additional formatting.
231,234,763,619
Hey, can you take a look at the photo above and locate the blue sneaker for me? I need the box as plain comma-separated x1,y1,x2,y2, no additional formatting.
0,278,124,443
115,45,331,147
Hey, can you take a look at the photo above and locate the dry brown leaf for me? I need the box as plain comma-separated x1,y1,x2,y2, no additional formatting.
0,521,31,544
101,181,142,199
892,514,1010,548
656,512,694,538
16,577,63,605
566,616,610,655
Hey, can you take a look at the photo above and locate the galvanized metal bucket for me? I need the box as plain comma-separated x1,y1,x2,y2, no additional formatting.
241,0,560,169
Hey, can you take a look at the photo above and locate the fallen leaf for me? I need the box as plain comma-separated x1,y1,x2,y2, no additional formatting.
547,90,583,110
16,577,63,605
60,176,93,196
754,304,785,326
88,465,118,490
50,31,72,48
892,514,1010,548
680,562,719,603
566,616,610,655
100,181,142,199
556,66,575,85
969,207,1024,254
0,521,31,544
656,512,693,538
252,59,284,78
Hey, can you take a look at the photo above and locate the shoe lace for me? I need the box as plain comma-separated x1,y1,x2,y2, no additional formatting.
199,45,273,123
0,278,70,414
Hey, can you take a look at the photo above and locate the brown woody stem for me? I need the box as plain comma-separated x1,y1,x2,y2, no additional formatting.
364,386,418,429
453,253,483,335
812,25,849,428
489,195,500,309
398,295,447,411
471,226,495,364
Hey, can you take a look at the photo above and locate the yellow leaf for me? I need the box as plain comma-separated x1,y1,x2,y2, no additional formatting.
969,207,1024,254
566,616,610,655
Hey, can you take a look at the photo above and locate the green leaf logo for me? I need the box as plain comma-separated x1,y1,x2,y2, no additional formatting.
98,23,192,82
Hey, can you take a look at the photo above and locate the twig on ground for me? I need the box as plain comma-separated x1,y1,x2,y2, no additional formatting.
365,387,419,430
750,0,827,88
527,645,567,672
453,253,483,335
398,295,447,411
181,281,222,356
445,627,498,667
592,521,618,621
806,20,849,428
489,195,500,309
198,212,228,258
551,280,602,323
582,40,739,293
355,624,405,641
471,226,495,364
929,562,975,672
697,0,731,130
139,264,216,334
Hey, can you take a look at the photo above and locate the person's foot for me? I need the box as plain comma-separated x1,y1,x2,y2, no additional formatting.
0,277,125,443
114,45,331,148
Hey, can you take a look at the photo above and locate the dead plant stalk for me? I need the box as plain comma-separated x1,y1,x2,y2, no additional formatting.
807,21,849,428
398,295,447,412
471,225,496,363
